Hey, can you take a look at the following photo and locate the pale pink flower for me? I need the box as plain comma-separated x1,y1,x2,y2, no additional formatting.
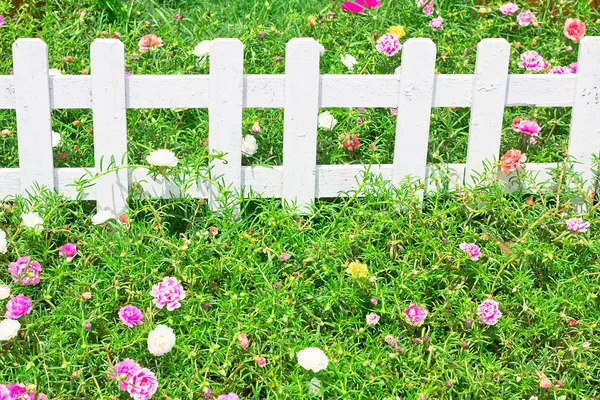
256,356,267,367
517,10,536,26
384,334,398,347
566,45,573,52
119,305,144,328
582,342,590,349
518,51,547,72
429,17,443,30
566,218,590,232
5,294,33,319
421,1,434,15
564,18,586,43
0,385,9,399
477,299,502,325
548,66,572,75
404,302,427,326
127,368,158,400
390,108,398,116
500,149,526,173
59,243,77,260
113,359,141,391
569,62,578,73
376,33,401,57
459,242,481,261
499,3,518,15
8,256,42,286
366,313,380,325
216,393,240,400
138,34,163,52
529,137,537,145
238,333,249,349
513,119,541,137
150,277,186,311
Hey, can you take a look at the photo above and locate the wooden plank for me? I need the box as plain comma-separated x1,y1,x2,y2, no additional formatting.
12,38,55,194
127,75,209,108
90,39,129,217
465,39,510,185
391,38,437,189
282,38,321,211
208,39,244,211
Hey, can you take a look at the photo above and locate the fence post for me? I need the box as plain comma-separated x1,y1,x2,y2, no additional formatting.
464,39,510,185
12,39,54,195
391,39,436,195
282,38,321,212
208,39,244,211
90,39,128,217
567,37,600,203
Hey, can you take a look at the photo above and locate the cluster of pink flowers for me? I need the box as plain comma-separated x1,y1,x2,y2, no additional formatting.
150,277,186,310
512,118,541,144
376,33,401,57
566,218,590,233
417,0,434,15
339,133,360,151
0,384,44,400
404,302,427,326
499,3,518,15
5,294,32,319
113,359,158,400
548,66,572,75
477,299,502,325
518,51,547,72
138,34,163,52
341,0,380,12
119,305,144,328
429,16,443,30
58,242,77,261
7,256,41,286
500,149,526,173
517,10,536,26
459,243,481,261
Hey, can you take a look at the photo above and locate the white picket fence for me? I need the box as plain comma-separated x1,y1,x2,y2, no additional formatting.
1,37,600,216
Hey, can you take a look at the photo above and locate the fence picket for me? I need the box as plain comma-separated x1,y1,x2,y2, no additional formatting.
392,38,436,191
90,39,128,217
282,38,321,212
208,39,244,211
465,39,510,184
12,39,54,195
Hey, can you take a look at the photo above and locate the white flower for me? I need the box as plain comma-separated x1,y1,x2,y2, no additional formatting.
49,68,62,76
193,40,212,60
318,44,325,56
0,284,10,300
341,54,358,71
297,347,328,373
91,210,115,225
21,212,43,232
146,149,178,167
307,377,321,396
241,135,258,157
0,319,20,341
52,131,61,148
317,111,337,131
0,229,7,254
148,324,176,356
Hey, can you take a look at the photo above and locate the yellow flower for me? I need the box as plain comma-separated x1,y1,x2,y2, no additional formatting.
388,26,406,39
346,261,368,279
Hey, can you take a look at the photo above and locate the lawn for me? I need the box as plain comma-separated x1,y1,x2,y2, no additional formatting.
1,0,600,399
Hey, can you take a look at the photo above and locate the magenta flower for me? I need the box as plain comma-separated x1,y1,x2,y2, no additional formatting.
366,313,380,325
477,299,502,325
8,256,42,286
548,66,572,75
7,384,35,400
569,62,578,73
113,359,141,391
119,305,144,328
0,15,5,26
5,294,33,319
238,333,249,349
513,119,541,139
517,10,536,26
459,243,481,260
150,277,186,311
499,3,518,14
566,218,590,232
58,243,77,260
518,51,547,72
376,33,401,57
341,0,380,12
429,16,444,30
404,302,428,326
370,297,377,305
216,393,241,400
417,0,434,14
127,368,158,400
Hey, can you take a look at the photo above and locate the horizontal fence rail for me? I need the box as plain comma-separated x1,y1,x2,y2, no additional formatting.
1,37,600,215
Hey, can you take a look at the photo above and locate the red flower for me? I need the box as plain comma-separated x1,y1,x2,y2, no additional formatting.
568,319,579,326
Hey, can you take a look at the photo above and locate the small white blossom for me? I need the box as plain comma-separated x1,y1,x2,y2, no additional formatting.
0,284,10,300
146,149,178,167
91,210,115,225
21,212,43,232
241,135,258,157
297,347,329,373
0,319,20,341
52,131,61,148
341,54,358,71
317,111,337,131
193,40,212,60
0,229,7,254
148,324,176,356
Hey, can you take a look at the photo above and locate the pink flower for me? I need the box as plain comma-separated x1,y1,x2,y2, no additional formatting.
569,62,578,73
58,243,77,260
0,15,5,26
339,133,360,151
517,10,536,26
384,334,398,347
566,217,590,232
429,17,443,30
529,137,537,145
366,313,380,325
5,294,33,319
566,45,573,52
582,342,590,349
127,368,158,400
477,299,502,325
7,384,35,400
459,242,481,261
417,0,434,15
376,33,401,57
256,357,266,367
370,297,377,305
499,3,518,15
404,302,427,326
113,359,141,391
0,385,8,399
8,256,42,285
500,149,526,173
513,119,541,137
518,51,547,72
150,277,186,311
341,0,380,12
564,18,586,43
216,393,240,400
119,305,144,328
390,108,398,116
138,34,163,52
238,333,249,349
548,66,572,75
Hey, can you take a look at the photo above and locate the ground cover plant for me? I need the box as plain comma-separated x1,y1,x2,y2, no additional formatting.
2,0,600,399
